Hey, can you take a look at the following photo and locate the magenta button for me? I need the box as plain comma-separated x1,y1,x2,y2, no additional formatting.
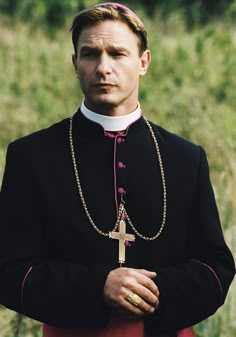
117,137,125,143
118,161,126,168
118,187,126,194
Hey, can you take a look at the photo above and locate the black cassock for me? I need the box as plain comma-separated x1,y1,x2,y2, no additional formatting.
0,110,235,336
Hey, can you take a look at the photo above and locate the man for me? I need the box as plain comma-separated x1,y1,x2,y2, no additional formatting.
0,3,235,337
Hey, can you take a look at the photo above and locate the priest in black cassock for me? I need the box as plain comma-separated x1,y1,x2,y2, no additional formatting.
0,3,235,337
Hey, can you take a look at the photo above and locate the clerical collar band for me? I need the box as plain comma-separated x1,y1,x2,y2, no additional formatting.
80,101,142,131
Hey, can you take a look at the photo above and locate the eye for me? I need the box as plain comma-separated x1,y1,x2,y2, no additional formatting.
83,53,92,58
110,51,125,57
82,52,94,58
80,49,99,59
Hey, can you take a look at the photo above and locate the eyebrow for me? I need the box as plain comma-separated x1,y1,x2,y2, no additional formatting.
80,46,99,52
79,45,129,55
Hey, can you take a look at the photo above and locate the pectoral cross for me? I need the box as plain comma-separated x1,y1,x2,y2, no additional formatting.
109,220,135,266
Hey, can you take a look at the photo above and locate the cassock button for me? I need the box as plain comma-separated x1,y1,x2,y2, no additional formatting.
118,187,126,194
117,137,125,144
118,161,126,168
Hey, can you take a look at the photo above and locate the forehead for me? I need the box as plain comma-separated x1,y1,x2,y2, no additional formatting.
77,20,139,49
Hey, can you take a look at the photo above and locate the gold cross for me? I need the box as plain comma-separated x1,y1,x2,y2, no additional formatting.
109,220,135,265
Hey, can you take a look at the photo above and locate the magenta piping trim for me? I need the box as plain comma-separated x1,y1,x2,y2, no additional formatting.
21,266,33,309
104,131,116,138
191,259,223,301
113,134,119,215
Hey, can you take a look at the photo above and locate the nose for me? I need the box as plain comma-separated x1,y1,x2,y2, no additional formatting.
96,53,112,75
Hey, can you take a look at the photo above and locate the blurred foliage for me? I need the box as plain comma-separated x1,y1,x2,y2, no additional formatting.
0,0,97,27
131,0,235,24
0,2,235,337
1,0,236,28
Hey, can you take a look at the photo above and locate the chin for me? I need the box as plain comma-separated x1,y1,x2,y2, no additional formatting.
90,97,118,109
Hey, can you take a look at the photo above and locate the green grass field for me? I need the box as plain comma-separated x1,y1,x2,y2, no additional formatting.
0,9,235,337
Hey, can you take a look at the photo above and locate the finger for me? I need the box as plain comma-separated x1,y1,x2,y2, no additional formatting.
138,295,160,314
103,267,159,310
123,292,156,315
119,268,157,280
121,269,159,297
132,283,158,307
133,272,159,296
136,269,157,279
155,298,160,310
120,295,147,316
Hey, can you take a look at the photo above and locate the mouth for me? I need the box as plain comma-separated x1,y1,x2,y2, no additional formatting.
93,82,116,88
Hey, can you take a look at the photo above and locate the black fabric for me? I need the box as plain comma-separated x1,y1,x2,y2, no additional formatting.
0,110,235,335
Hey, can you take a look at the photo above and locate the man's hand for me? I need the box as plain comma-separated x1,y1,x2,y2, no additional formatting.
103,268,159,318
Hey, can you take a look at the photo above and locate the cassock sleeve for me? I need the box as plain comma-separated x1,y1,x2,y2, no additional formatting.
0,142,111,328
144,147,235,334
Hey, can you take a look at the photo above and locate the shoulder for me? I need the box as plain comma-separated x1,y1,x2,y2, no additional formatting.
7,117,70,157
148,120,208,174
150,120,203,157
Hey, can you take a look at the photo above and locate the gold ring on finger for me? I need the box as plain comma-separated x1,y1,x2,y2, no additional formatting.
125,292,142,307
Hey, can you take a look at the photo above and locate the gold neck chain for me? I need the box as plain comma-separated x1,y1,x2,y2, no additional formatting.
69,114,167,241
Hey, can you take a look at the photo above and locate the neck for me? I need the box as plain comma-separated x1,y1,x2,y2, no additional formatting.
84,100,139,117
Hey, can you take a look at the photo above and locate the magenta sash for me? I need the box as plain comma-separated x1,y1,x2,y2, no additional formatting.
43,318,144,337
43,319,195,337
177,327,195,337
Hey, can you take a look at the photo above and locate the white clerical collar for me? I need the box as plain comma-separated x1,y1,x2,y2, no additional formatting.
80,100,141,131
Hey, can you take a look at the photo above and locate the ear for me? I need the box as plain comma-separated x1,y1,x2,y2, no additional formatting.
72,54,78,75
139,50,151,76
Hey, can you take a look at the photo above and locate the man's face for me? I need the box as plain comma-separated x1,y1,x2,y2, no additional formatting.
72,20,151,116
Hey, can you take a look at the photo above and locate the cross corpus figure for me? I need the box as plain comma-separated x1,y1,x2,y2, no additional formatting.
109,220,135,266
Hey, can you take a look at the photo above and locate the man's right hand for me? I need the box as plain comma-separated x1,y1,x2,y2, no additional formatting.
103,267,159,318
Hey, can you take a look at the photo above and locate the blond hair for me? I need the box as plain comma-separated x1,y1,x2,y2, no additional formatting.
70,3,148,57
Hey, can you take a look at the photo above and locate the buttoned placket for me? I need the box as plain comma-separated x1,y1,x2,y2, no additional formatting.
116,135,128,212
104,131,128,215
